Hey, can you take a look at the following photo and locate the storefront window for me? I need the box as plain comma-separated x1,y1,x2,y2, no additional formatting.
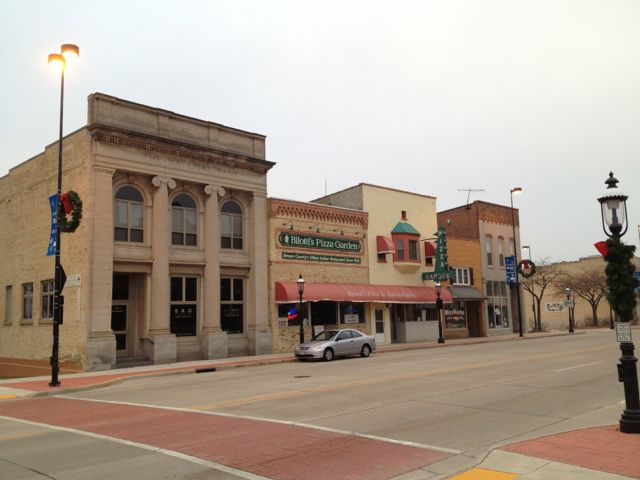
170,276,197,336
310,301,336,325
221,277,244,333
278,303,307,326
487,280,509,328
340,303,364,324
445,301,467,329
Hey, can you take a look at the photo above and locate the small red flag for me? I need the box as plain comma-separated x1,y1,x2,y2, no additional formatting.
594,241,608,257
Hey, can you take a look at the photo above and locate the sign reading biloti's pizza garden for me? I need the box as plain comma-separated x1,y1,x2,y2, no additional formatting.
278,232,362,253
279,231,362,264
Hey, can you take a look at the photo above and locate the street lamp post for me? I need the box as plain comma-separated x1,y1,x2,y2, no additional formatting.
297,274,305,344
47,43,79,387
565,287,574,333
597,172,640,434
510,187,524,337
435,282,445,344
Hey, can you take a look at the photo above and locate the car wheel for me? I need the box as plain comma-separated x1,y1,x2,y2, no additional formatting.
323,348,334,362
360,344,371,358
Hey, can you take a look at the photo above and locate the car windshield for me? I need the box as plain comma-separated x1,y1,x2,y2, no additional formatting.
312,330,339,341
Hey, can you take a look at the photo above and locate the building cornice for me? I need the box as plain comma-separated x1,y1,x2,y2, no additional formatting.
269,198,368,228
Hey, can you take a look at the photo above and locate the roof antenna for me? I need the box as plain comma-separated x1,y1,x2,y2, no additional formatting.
457,187,485,205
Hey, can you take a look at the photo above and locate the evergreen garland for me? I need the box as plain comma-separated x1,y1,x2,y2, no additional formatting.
604,237,637,322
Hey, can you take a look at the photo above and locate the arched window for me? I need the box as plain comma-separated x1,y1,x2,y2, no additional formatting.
114,186,144,242
220,200,243,249
172,193,197,246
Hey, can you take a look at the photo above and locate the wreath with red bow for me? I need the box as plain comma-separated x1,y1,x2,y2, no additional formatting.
517,259,536,278
58,190,83,233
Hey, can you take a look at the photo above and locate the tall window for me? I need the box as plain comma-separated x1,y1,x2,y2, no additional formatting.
497,236,505,266
172,194,197,246
509,238,515,256
221,277,244,333
485,235,493,266
22,283,33,323
220,201,243,249
41,279,54,321
114,186,144,242
4,286,12,325
396,239,405,261
170,276,197,336
408,239,418,261
487,280,509,329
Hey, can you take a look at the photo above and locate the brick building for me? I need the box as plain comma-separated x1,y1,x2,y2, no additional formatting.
438,201,523,337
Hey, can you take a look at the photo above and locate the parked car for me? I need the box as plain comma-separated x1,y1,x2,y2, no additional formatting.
294,329,376,361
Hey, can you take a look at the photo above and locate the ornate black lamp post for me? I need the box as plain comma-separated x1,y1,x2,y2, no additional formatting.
297,274,305,344
565,287,574,333
435,282,445,344
597,172,640,434
510,187,524,337
47,43,80,387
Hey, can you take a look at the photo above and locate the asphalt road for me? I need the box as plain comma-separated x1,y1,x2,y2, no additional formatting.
0,330,626,479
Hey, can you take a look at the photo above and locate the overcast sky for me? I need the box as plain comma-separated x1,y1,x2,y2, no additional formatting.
2,0,639,263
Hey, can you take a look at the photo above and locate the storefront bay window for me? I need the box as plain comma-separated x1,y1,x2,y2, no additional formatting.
445,301,467,329
486,280,510,328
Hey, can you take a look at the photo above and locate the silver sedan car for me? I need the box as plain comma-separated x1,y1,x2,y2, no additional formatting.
294,329,376,361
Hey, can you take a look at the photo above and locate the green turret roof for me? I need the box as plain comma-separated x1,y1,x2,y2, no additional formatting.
391,222,420,235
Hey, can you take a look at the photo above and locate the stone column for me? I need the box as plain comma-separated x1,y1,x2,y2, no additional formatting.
149,175,177,363
86,167,117,371
201,184,228,358
246,191,273,355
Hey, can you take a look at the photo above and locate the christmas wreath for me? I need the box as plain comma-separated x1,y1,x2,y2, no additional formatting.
58,190,83,233
517,259,536,278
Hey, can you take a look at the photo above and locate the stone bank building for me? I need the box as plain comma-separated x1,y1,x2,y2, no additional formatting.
0,93,274,373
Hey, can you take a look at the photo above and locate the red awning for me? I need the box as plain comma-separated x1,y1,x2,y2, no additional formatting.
424,242,436,257
376,235,395,254
275,282,452,304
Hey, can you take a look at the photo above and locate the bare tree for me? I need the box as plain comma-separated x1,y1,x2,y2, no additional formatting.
558,267,607,326
521,258,564,331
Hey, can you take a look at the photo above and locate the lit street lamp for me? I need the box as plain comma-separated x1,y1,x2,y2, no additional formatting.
435,282,445,344
597,172,640,434
297,274,305,344
565,287,574,333
47,43,80,387
510,187,524,337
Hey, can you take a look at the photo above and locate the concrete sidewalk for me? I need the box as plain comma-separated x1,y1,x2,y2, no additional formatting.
1,329,638,479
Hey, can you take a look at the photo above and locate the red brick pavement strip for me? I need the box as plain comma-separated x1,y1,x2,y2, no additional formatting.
0,397,450,480
0,356,296,394
501,425,640,479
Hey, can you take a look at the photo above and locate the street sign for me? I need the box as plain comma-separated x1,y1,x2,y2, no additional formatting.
505,256,516,285
564,300,574,309
616,322,632,343
47,194,58,256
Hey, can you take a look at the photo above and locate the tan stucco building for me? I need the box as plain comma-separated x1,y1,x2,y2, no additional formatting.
314,183,452,344
521,255,640,330
1,93,274,373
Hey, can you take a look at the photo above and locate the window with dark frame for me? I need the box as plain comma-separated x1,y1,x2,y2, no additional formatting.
396,239,405,261
221,277,244,333
170,276,198,337
498,236,505,266
409,239,418,260
485,235,493,266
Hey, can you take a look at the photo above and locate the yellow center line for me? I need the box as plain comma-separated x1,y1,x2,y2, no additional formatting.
448,467,519,479
190,345,607,411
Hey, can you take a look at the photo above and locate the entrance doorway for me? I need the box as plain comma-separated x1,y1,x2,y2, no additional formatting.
111,303,129,357
374,308,385,344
